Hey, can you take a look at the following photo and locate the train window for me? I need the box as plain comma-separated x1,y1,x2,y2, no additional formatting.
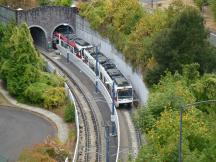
84,56,88,63
56,39,59,44
65,43,68,48
104,78,106,83
100,72,103,80
74,47,79,53
61,41,64,47
107,84,110,93
117,88,133,99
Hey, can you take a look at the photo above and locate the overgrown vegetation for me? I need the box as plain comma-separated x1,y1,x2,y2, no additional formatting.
37,0,72,7
80,0,216,86
134,64,216,161
0,23,68,110
19,138,70,162
64,102,75,122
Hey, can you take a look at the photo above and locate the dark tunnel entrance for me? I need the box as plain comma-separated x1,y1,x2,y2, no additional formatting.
30,27,47,49
53,25,73,35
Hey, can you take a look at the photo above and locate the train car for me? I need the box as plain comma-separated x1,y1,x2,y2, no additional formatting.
83,48,133,107
54,32,85,58
53,32,76,50
54,33,133,107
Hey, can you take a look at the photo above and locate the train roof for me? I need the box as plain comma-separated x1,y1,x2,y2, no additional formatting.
67,34,78,40
90,52,103,57
98,55,108,64
107,68,122,77
101,60,116,70
90,52,108,63
75,38,90,46
113,76,131,87
83,47,131,87
106,67,131,86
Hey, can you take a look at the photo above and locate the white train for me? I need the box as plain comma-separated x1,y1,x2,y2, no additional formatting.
53,32,133,107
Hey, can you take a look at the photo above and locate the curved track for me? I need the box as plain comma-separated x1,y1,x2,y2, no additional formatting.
41,51,101,162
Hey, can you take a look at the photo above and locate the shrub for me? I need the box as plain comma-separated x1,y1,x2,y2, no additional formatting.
19,149,55,162
19,138,69,162
39,72,65,87
64,102,75,122
24,82,50,104
43,87,66,109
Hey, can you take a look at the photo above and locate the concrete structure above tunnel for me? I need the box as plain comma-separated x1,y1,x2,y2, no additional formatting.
0,5,77,49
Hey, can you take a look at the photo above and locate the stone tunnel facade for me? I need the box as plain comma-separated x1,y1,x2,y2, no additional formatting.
0,5,77,49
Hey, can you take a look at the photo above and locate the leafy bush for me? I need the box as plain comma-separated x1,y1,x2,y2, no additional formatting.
210,0,216,20
24,82,50,104
64,102,75,122
37,0,72,6
19,149,55,162
52,0,72,7
19,138,69,162
134,71,195,133
43,87,66,109
39,72,65,87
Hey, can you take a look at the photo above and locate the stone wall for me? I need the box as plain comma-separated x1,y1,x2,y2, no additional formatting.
0,6,16,24
16,6,76,39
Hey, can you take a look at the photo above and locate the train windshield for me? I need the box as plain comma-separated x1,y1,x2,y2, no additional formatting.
85,47,94,53
117,88,133,99
75,38,90,46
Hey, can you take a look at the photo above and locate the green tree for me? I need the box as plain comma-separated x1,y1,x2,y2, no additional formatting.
136,109,209,162
147,7,216,84
52,0,72,7
194,0,208,10
24,82,50,104
43,87,66,109
64,102,75,122
134,71,195,133
80,0,109,29
124,10,167,68
0,23,42,97
0,22,15,77
210,0,216,20
37,0,51,6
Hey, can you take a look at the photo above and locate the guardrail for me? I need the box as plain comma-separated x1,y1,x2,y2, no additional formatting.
65,83,80,162
58,45,120,162
46,59,80,162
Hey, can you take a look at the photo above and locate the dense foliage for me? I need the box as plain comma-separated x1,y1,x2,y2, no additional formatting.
64,102,75,122
19,138,69,162
43,87,66,109
37,0,72,7
0,23,66,109
147,7,216,84
134,64,216,161
210,0,216,20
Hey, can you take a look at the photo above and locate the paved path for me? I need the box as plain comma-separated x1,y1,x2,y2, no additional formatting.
0,81,69,144
0,106,56,161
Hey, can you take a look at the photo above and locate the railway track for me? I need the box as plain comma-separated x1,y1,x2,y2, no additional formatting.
40,50,101,162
